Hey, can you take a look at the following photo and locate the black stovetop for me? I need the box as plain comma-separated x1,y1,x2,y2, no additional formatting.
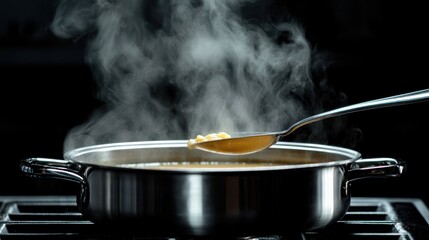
1,196,428,240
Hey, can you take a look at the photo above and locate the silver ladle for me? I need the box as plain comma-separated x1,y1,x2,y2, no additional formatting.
190,88,429,155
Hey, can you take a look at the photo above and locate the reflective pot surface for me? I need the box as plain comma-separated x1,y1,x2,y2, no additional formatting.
21,141,405,236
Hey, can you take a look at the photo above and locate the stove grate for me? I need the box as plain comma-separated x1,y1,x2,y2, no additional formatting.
1,196,428,240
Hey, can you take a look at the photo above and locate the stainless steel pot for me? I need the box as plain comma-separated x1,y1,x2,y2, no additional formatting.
20,140,405,237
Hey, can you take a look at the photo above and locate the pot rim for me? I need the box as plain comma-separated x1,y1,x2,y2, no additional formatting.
63,140,361,172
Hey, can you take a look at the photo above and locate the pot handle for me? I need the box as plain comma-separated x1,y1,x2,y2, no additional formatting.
347,158,406,182
20,158,86,184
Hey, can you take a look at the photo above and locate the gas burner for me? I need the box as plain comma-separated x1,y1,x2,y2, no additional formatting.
1,197,428,239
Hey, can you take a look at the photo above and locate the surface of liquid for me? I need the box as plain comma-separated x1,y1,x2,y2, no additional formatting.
118,161,284,169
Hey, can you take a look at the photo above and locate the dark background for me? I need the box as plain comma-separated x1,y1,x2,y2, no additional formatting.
1,0,428,204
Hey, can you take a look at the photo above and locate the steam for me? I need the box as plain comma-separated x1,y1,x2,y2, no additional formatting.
52,0,347,152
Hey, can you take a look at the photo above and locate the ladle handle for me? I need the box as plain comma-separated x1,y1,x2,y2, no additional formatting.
280,88,429,136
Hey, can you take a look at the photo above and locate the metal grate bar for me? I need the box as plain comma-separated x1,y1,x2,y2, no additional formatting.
8,213,85,221
347,205,381,212
17,204,80,213
3,222,95,234
329,221,398,233
341,212,389,221
305,232,409,240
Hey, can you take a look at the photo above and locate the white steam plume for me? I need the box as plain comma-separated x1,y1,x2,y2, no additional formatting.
51,0,348,152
